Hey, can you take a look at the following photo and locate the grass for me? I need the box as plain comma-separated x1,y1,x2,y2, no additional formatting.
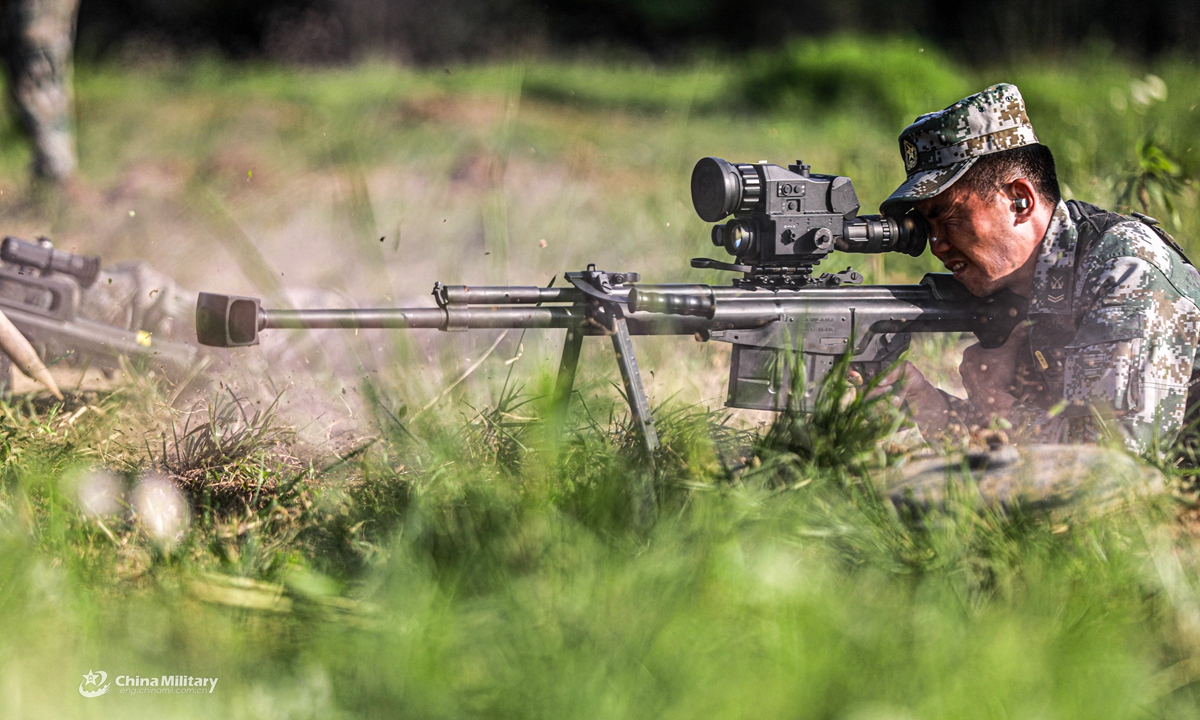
0,38,1199,717
0,366,1193,718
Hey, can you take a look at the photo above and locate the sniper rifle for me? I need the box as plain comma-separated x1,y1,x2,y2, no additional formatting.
195,157,1029,454
0,236,201,388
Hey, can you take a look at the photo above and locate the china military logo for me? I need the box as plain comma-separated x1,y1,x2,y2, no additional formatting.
79,670,111,698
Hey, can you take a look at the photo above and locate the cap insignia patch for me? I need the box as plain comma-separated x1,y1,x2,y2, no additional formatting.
902,140,918,173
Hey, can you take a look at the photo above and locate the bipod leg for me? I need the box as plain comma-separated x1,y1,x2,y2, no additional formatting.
552,322,584,423
610,316,660,455
610,315,658,527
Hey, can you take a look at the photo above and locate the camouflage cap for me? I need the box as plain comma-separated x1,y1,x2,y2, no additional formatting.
880,83,1039,215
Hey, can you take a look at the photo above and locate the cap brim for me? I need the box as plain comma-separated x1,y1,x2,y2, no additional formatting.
879,158,976,216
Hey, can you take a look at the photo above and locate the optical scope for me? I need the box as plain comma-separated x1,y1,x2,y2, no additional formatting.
690,157,928,286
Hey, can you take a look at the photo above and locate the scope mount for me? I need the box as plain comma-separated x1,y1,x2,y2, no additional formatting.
690,257,864,288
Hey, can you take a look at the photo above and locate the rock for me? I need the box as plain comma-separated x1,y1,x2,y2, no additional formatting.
878,444,1166,519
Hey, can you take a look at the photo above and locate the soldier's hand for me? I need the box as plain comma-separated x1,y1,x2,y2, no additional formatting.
959,322,1028,421
864,361,951,436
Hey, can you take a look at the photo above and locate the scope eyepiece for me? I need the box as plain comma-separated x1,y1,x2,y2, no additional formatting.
838,213,928,257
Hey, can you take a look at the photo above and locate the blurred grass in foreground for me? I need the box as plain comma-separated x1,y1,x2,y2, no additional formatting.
0,365,1196,719
0,37,1198,717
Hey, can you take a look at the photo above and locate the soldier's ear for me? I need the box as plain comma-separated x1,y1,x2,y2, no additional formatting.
1005,178,1037,220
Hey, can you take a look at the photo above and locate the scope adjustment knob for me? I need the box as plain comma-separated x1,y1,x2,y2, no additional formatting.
812,227,833,252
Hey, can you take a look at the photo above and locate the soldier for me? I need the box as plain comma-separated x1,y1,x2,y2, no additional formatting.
1,0,81,184
876,83,1200,453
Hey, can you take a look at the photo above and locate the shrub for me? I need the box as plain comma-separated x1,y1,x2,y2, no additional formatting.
740,35,972,126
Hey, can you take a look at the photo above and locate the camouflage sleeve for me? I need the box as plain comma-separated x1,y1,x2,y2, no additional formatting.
1012,253,1200,451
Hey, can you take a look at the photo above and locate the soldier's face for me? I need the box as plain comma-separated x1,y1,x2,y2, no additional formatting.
915,184,1030,297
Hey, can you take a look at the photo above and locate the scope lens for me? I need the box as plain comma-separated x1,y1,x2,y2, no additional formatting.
691,157,742,222
725,221,755,255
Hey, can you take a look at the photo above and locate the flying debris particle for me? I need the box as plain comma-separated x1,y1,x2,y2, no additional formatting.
128,210,136,217
379,236,385,242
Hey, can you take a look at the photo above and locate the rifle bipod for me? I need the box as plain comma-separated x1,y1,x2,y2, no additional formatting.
543,266,660,527
552,266,660,458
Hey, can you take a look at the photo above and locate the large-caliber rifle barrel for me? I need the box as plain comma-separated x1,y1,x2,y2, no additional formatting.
196,291,715,347
261,306,579,330
261,308,716,335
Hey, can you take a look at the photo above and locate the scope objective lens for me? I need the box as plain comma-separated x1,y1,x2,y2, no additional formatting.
691,157,742,222
726,222,754,255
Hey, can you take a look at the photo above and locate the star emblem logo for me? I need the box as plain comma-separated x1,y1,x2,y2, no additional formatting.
79,669,111,698
902,140,918,172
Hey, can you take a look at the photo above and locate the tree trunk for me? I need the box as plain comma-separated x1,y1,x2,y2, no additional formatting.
1,0,81,184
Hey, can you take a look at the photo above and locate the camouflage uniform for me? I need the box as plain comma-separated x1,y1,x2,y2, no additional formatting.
954,201,1200,451
882,84,1200,453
